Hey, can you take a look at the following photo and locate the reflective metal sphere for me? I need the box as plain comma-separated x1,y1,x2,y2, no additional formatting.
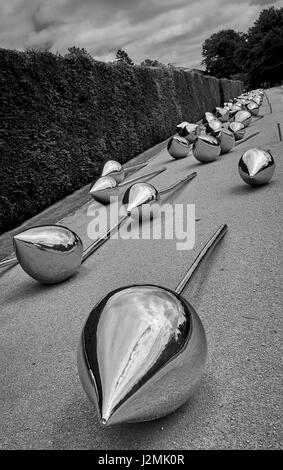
122,182,160,221
202,112,215,124
214,128,235,154
176,121,190,136
206,118,222,133
167,136,191,159
101,160,124,184
77,285,207,425
89,175,120,204
234,110,252,127
238,148,275,186
13,225,83,284
247,101,259,116
215,107,229,123
192,135,221,163
183,123,200,143
229,121,245,141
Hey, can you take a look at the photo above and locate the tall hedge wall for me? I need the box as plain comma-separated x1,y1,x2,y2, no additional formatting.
0,49,243,233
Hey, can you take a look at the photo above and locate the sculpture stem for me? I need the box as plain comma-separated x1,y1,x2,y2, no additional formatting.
174,224,228,295
119,167,166,188
235,131,260,146
159,172,197,196
82,214,129,263
0,257,18,269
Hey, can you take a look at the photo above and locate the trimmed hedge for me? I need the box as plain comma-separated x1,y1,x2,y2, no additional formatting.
0,49,243,233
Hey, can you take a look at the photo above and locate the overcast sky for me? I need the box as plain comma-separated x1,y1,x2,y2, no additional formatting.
0,0,281,68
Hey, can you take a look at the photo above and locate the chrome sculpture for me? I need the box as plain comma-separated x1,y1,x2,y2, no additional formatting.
183,124,201,143
176,121,190,136
247,101,259,116
0,182,167,282
214,128,235,154
206,118,222,134
192,135,221,163
215,107,229,122
202,112,216,124
167,136,191,159
229,121,245,141
122,171,197,221
238,148,275,186
234,110,252,127
77,224,228,426
101,160,148,184
229,105,242,120
89,167,166,204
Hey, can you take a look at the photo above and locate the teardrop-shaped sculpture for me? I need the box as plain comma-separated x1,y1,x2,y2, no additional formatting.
202,112,216,124
229,121,245,141
192,135,221,163
215,107,229,122
89,176,119,204
167,136,191,159
176,121,190,136
13,225,83,284
229,105,242,120
234,110,252,127
238,148,275,186
247,101,259,116
101,160,124,184
206,118,222,133
214,128,235,154
183,123,200,143
125,182,158,213
77,284,207,425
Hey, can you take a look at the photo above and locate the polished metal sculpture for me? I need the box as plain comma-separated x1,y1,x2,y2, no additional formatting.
101,160,148,184
192,135,221,163
238,148,275,186
77,224,228,426
234,110,252,127
215,107,229,122
122,171,197,221
89,167,166,204
167,136,191,159
176,121,190,136
183,124,201,143
214,128,235,154
247,101,259,116
202,112,216,124
0,182,166,282
206,118,222,133
229,121,245,141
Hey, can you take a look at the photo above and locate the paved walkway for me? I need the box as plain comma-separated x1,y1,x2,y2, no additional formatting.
0,87,282,449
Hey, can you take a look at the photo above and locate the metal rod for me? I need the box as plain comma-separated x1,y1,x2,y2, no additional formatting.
0,257,18,269
159,172,197,196
124,162,148,173
235,131,260,146
174,224,228,295
277,123,282,142
82,214,128,263
119,167,166,188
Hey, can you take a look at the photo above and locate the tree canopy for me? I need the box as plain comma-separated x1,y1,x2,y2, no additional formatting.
115,49,134,65
202,6,283,88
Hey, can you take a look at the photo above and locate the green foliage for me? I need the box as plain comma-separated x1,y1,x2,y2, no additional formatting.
115,49,134,65
202,6,283,88
245,7,283,87
0,48,242,233
140,58,166,68
202,29,246,79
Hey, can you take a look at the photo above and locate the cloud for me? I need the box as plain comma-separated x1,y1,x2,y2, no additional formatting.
0,0,281,66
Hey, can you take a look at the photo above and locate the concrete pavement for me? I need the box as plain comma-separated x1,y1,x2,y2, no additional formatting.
0,87,282,449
